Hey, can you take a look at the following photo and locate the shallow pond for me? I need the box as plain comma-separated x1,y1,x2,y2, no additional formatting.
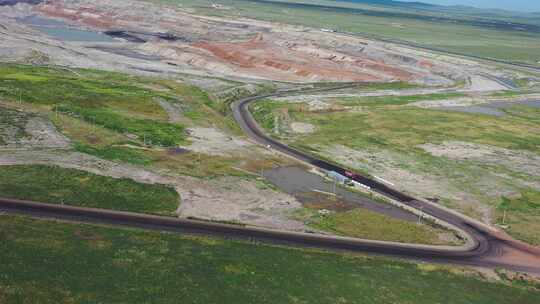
19,15,116,42
263,166,417,222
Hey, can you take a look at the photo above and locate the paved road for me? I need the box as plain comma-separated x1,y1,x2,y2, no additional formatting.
231,84,540,273
2,84,540,273
1,197,539,273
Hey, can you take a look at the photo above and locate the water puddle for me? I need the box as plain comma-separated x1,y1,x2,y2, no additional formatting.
263,166,417,222
18,15,116,42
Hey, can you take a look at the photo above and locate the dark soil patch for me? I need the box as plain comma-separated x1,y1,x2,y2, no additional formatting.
296,191,357,212
168,147,190,155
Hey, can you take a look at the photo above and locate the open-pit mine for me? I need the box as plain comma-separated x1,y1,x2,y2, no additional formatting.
0,0,474,85
2,1,540,296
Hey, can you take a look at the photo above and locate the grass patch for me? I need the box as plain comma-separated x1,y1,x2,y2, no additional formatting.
338,92,466,107
0,63,191,148
250,99,286,132
296,208,452,245
495,190,540,245
51,114,156,166
54,104,186,147
150,150,246,178
1,214,539,303
490,91,534,98
251,99,540,159
145,150,291,179
0,64,165,117
74,143,154,166
0,165,178,215
498,190,540,214
293,106,540,153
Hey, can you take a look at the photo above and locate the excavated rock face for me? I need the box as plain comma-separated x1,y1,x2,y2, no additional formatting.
4,0,458,84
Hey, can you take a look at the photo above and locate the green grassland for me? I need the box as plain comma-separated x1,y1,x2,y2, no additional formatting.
0,165,179,215
0,64,259,148
0,63,187,146
0,64,283,177
293,208,455,245
159,0,540,66
251,96,540,245
253,98,540,153
337,92,466,107
1,214,539,303
496,190,540,245
55,104,185,146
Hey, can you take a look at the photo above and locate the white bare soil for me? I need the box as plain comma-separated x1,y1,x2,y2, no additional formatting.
177,176,304,231
290,122,315,134
182,127,260,156
467,75,508,92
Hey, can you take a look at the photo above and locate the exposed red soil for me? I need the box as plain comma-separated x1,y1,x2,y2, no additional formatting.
192,34,417,83
32,1,430,83
419,59,435,69
481,229,540,269
36,2,117,29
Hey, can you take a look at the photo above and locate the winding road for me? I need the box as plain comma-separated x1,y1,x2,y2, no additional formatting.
232,85,540,273
2,84,540,274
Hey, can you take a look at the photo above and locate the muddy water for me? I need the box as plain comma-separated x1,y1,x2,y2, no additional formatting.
437,100,540,117
19,15,116,42
263,166,417,222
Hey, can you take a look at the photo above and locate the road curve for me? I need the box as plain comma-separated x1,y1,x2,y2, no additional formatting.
231,84,540,273
2,85,540,273
1,197,538,273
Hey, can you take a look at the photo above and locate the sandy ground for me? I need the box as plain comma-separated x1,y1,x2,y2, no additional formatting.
290,122,315,134
177,176,304,230
467,75,509,92
182,127,260,157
